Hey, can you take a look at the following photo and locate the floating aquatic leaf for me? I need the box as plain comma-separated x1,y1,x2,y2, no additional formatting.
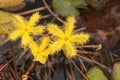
86,67,108,80
113,62,120,80
52,0,87,17
0,0,25,11
87,0,103,9
0,10,18,35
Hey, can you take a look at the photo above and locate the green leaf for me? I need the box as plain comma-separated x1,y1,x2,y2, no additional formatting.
86,67,108,80
113,62,120,80
52,0,86,17
67,0,87,6
87,0,102,9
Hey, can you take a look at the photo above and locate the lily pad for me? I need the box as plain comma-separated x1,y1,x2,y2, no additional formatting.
87,0,103,9
86,67,108,80
52,0,87,17
113,62,120,80
0,10,18,35
0,0,24,8
0,0,25,11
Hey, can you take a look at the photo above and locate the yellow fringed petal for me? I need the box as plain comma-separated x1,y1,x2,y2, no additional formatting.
64,41,77,59
30,12,40,22
31,26,44,35
47,23,64,38
13,14,26,29
64,16,75,36
9,30,24,41
21,32,31,46
69,32,90,45
39,37,50,51
29,39,39,56
33,52,48,64
27,12,40,28
48,39,64,55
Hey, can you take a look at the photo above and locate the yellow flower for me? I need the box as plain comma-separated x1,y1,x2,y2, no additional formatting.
47,16,90,59
9,12,44,46
29,37,50,64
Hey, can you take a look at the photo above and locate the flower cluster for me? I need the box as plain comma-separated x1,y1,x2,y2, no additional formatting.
9,12,90,64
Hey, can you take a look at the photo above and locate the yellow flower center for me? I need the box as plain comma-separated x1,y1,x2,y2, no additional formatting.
64,37,69,41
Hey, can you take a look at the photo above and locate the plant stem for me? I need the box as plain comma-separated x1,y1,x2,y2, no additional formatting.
42,0,64,23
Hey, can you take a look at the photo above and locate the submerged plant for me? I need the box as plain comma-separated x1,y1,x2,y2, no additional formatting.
9,12,44,46
47,16,90,59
